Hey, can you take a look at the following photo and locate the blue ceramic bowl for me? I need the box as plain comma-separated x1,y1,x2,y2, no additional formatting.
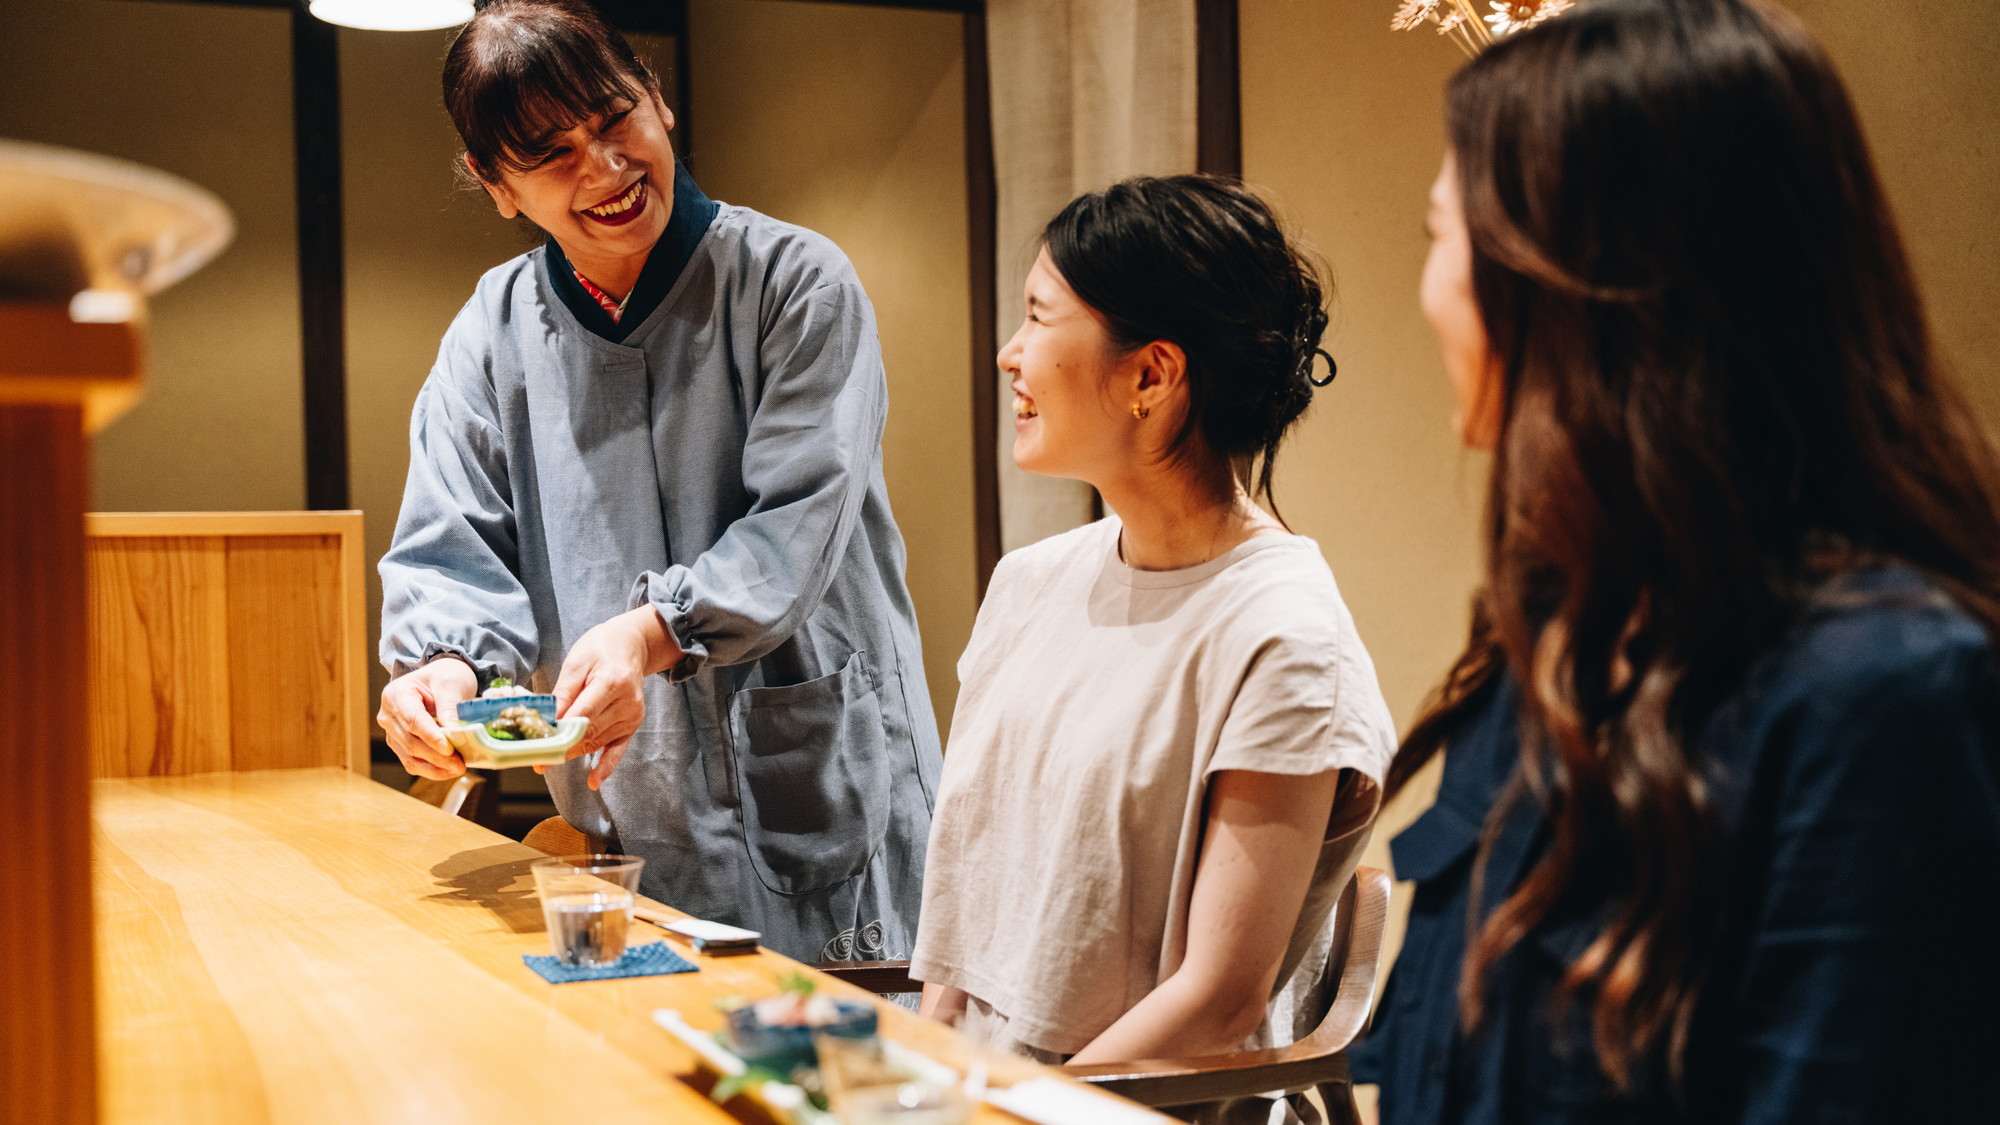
724,998,878,1075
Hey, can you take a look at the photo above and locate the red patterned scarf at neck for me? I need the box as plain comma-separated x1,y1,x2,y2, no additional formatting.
573,269,630,324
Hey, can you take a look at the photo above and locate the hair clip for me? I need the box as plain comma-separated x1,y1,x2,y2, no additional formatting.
1307,347,1339,388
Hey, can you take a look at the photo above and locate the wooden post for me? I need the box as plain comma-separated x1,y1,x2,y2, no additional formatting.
291,6,350,511
964,2,1000,596
0,305,143,1125
1195,0,1243,178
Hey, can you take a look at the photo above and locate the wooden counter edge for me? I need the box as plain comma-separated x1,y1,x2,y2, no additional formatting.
86,511,364,538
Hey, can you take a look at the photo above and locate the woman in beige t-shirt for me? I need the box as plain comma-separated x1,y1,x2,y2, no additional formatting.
910,176,1397,1120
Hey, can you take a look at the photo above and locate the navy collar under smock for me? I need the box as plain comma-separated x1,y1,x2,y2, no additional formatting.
542,160,719,343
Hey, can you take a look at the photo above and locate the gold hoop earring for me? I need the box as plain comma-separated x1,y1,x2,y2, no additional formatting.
1131,403,1150,420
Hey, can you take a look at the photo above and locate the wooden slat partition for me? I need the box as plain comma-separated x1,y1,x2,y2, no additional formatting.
85,511,369,777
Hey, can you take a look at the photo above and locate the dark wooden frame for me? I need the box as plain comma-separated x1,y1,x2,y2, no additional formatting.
1196,0,1243,177
290,7,350,508
962,5,1002,590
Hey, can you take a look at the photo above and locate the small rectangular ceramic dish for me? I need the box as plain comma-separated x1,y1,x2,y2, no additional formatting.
653,1009,833,1125
446,695,589,769
652,1009,963,1125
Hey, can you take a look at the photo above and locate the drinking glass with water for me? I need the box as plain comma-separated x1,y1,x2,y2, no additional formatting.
530,854,645,967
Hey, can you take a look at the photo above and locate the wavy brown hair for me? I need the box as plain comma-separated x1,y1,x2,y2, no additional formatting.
1388,0,2000,1090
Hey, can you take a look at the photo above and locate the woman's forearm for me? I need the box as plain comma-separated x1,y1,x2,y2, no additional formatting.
919,981,969,1026
1069,769,1346,1067
1066,968,1265,1065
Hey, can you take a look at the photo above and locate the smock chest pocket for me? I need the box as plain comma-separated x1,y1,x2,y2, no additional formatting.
728,651,890,896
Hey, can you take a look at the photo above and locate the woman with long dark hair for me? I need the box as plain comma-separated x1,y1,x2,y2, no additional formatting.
375,0,942,963
1353,1,2000,1121
910,176,1396,1122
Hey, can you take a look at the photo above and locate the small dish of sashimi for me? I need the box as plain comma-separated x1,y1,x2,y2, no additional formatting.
446,683,588,769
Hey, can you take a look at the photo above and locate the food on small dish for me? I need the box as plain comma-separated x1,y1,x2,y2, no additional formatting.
444,693,587,768
720,973,878,1076
670,974,960,1123
486,704,556,740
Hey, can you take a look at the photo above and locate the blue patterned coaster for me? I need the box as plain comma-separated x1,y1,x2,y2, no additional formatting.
523,941,698,984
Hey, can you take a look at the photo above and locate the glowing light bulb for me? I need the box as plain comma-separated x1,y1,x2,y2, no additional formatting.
307,0,475,32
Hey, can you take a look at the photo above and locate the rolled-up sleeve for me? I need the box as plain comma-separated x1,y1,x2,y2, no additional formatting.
379,362,540,689
629,277,885,680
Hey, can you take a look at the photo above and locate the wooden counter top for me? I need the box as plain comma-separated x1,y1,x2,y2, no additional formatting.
93,768,1150,1125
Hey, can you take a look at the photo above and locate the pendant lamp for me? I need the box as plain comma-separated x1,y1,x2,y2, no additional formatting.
307,0,475,31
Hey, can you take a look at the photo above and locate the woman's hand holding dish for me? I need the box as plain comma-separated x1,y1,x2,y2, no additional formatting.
550,606,681,790
377,657,478,780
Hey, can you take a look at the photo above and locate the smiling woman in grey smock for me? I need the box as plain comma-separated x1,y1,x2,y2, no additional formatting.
379,164,942,963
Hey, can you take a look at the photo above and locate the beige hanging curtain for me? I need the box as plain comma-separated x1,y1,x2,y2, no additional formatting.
986,0,1199,553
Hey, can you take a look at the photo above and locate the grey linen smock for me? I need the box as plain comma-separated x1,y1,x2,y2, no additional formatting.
379,181,942,964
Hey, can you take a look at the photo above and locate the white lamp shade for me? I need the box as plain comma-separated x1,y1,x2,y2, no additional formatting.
307,0,475,32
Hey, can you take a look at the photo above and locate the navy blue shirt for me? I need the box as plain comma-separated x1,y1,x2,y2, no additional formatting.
1353,568,2000,1124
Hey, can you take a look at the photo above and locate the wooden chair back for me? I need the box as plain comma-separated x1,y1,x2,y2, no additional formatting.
817,866,1395,1123
85,511,369,777
522,815,609,857
1067,865,1393,1119
406,774,488,819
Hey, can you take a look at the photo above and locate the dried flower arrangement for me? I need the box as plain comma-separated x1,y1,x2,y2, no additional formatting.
1393,0,1577,57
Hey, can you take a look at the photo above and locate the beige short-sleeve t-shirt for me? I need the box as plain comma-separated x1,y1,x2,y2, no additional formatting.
909,518,1397,1056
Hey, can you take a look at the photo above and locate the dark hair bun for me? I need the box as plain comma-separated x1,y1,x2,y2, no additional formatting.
1043,175,1330,510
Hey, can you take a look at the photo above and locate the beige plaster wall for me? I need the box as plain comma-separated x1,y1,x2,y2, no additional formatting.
1241,0,2000,733
0,0,305,512
1785,0,2000,426
1241,1,1480,742
687,0,976,733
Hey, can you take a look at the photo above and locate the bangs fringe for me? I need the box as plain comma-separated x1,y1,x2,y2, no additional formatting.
446,1,656,180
